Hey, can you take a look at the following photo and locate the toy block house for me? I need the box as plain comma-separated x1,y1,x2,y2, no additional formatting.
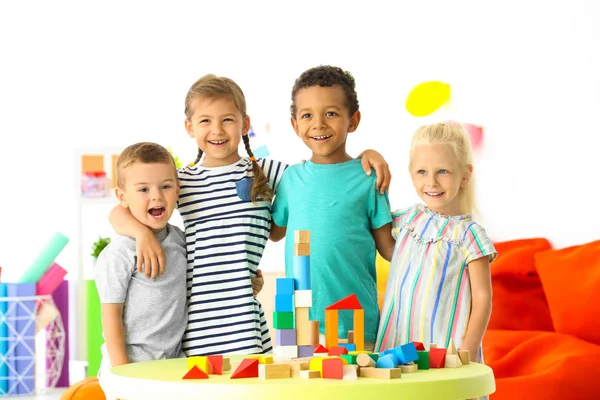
273,230,319,359
324,294,365,351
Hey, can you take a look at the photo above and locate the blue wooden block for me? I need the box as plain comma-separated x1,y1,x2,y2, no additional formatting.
400,343,419,363
376,353,399,369
298,345,313,358
276,329,297,346
275,294,294,312
338,343,356,352
293,256,311,290
276,278,295,296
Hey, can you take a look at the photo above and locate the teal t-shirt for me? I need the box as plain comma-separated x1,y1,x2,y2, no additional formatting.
271,159,392,342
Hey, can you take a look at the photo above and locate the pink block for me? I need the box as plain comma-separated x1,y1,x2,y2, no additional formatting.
36,263,67,295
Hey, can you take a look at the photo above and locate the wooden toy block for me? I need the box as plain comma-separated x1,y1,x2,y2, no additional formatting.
273,311,294,329
258,363,291,379
309,356,348,374
325,294,362,310
400,364,418,373
230,358,259,379
325,309,339,350
293,256,311,290
309,320,320,345
413,341,426,351
447,339,457,355
416,351,430,370
377,353,399,369
430,344,438,349
349,350,373,355
295,307,312,345
399,343,419,363
276,277,295,295
322,358,344,379
342,364,358,380
458,350,470,365
182,365,209,380
294,289,312,307
357,353,376,367
340,354,357,365
313,344,328,354
348,330,354,344
338,343,356,352
276,329,297,346
294,243,310,256
429,348,447,368
445,354,463,368
260,356,274,364
353,309,365,351
188,356,211,374
294,230,310,244
222,357,231,372
207,355,223,375
359,367,402,379
275,294,294,312
329,346,349,356
297,345,313,358
289,361,310,378
274,345,298,359
299,370,321,379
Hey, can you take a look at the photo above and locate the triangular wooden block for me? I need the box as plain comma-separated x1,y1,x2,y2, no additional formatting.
447,339,457,355
313,344,328,353
413,341,426,351
230,358,259,379
325,294,362,310
183,365,209,379
208,355,223,375
445,354,463,368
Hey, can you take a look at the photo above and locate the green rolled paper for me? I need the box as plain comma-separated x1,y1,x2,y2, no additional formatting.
86,279,103,377
18,232,69,283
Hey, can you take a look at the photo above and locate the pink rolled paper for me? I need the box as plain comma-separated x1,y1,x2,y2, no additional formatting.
36,263,68,295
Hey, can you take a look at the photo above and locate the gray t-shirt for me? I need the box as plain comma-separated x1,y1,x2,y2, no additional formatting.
94,223,187,363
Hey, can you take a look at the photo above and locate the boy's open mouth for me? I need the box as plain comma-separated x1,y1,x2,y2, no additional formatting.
310,135,332,141
148,207,166,218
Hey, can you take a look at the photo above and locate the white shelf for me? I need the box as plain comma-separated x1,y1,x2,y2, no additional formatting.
78,196,118,206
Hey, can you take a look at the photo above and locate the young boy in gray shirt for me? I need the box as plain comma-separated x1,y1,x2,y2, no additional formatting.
95,142,187,396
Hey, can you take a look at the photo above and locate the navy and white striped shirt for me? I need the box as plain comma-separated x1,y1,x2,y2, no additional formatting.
178,157,286,356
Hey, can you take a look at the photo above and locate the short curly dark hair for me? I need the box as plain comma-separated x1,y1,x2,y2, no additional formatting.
290,65,359,118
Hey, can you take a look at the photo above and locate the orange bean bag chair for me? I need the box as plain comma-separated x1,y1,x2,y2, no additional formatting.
61,377,106,400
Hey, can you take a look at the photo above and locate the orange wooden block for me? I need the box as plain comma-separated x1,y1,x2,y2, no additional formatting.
322,358,343,379
182,365,209,379
353,309,364,351
295,307,312,346
325,309,339,350
207,355,223,375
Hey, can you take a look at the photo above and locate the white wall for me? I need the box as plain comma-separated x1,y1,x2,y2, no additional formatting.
1,0,599,279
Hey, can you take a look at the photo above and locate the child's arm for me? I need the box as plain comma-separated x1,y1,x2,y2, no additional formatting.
461,257,493,361
357,149,392,194
101,303,129,367
109,205,165,279
269,223,287,242
371,223,395,261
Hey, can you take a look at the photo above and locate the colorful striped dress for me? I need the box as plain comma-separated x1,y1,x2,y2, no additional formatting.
374,204,497,361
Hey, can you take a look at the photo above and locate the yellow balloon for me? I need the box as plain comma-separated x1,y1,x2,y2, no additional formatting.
376,252,390,310
405,81,451,117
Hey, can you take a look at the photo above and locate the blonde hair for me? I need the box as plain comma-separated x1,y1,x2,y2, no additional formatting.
184,74,273,203
409,122,477,216
116,142,177,188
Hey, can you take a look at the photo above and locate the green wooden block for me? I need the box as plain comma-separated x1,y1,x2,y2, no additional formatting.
340,354,357,364
416,350,430,370
273,311,294,329
368,353,379,362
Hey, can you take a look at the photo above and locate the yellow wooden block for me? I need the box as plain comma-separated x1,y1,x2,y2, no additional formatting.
294,243,310,256
187,356,210,373
309,356,348,373
400,364,418,373
325,310,339,350
295,307,311,346
294,230,310,244
353,309,364,351
359,367,402,379
260,356,274,364
348,351,372,355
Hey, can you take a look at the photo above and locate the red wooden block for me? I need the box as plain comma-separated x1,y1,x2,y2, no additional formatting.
313,344,328,353
328,346,349,356
183,365,209,379
429,348,447,368
413,341,426,351
325,294,362,310
322,358,344,379
208,355,223,375
230,358,259,379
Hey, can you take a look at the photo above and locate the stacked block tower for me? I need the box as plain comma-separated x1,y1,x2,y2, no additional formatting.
273,230,320,359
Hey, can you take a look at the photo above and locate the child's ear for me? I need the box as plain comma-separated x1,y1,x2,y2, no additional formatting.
461,164,474,187
115,187,129,208
184,118,194,138
348,111,361,133
291,117,300,137
241,115,251,136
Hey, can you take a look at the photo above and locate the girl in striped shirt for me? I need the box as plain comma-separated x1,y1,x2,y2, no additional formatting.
109,74,391,357
375,122,497,366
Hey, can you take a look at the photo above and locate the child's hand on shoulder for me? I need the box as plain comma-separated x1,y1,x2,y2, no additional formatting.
135,230,165,279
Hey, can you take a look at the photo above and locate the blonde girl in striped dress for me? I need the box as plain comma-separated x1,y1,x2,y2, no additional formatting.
374,122,497,368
